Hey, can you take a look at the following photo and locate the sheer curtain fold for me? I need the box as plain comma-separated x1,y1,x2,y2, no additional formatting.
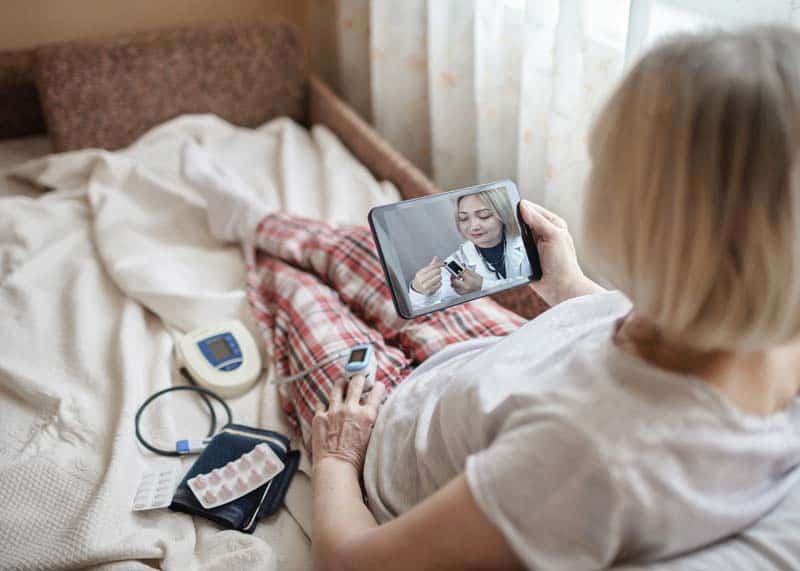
335,0,372,122
316,0,800,248
371,0,431,173
428,0,477,189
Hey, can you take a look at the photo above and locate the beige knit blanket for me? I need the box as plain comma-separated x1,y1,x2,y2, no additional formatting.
0,114,398,570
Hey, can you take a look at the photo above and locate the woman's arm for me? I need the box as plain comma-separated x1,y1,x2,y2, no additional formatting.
311,376,523,571
313,468,523,571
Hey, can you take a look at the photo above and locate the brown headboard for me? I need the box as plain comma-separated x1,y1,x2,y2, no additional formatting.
0,22,306,151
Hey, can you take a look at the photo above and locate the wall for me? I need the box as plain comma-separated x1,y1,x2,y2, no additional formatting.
383,200,463,286
0,0,307,51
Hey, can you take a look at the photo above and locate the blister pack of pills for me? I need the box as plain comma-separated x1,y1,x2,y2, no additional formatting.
187,443,285,509
133,466,181,511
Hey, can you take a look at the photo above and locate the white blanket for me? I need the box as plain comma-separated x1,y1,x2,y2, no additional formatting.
0,115,400,570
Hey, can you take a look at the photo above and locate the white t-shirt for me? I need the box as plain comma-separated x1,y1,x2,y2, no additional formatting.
363,291,800,569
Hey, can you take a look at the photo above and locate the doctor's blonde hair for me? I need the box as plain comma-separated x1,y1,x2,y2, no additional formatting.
583,26,800,351
455,188,521,238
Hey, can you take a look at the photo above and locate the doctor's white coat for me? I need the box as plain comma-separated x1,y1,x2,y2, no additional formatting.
407,235,532,310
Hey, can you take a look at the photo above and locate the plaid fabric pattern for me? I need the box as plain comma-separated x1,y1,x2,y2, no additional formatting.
245,213,526,441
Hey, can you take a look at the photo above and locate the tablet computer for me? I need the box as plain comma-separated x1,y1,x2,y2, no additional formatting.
368,180,542,319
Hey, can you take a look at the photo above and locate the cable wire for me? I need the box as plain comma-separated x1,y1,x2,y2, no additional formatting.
134,380,232,457
269,347,352,385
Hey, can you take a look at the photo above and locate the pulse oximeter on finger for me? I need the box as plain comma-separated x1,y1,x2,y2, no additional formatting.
344,344,376,389
444,259,465,279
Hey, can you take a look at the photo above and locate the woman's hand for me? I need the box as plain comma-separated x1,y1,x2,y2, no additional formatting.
411,257,444,295
519,200,605,306
312,375,386,471
451,268,483,295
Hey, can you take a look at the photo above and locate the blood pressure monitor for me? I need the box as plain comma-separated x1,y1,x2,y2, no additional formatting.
177,320,262,398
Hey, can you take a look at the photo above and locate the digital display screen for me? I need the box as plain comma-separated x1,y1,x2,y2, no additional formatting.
447,261,463,274
349,348,367,363
208,338,233,361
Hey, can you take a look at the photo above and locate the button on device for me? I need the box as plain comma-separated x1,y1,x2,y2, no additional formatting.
219,360,242,372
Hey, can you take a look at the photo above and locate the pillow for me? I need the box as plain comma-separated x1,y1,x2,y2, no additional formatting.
34,22,306,151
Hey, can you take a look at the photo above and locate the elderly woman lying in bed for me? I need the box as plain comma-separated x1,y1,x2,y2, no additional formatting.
184,26,800,571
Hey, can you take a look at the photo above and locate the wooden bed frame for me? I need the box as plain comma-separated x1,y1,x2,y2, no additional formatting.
0,22,547,319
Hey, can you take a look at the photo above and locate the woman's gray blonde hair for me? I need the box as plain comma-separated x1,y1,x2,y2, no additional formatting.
583,26,800,350
455,188,521,238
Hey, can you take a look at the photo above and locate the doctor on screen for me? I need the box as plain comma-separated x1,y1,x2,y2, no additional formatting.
408,188,532,309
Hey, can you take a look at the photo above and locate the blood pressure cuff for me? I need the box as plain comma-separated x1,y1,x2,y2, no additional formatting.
169,423,300,533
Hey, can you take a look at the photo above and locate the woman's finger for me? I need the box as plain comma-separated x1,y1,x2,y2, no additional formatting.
519,200,560,240
314,400,326,415
529,202,567,229
330,377,346,406
346,375,366,405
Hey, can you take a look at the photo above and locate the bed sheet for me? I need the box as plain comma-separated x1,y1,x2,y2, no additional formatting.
0,115,400,570
0,135,52,197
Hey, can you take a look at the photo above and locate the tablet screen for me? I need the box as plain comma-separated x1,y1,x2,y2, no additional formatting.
368,180,540,318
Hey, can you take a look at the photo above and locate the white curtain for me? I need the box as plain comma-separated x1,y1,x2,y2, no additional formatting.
311,0,800,249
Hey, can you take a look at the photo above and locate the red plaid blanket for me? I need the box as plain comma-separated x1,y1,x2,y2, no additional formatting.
245,213,525,441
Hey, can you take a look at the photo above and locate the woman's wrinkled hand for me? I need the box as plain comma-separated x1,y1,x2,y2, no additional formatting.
411,256,444,295
451,268,483,295
518,200,605,306
311,375,386,471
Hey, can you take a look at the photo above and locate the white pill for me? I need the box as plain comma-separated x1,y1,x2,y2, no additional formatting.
234,477,248,493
